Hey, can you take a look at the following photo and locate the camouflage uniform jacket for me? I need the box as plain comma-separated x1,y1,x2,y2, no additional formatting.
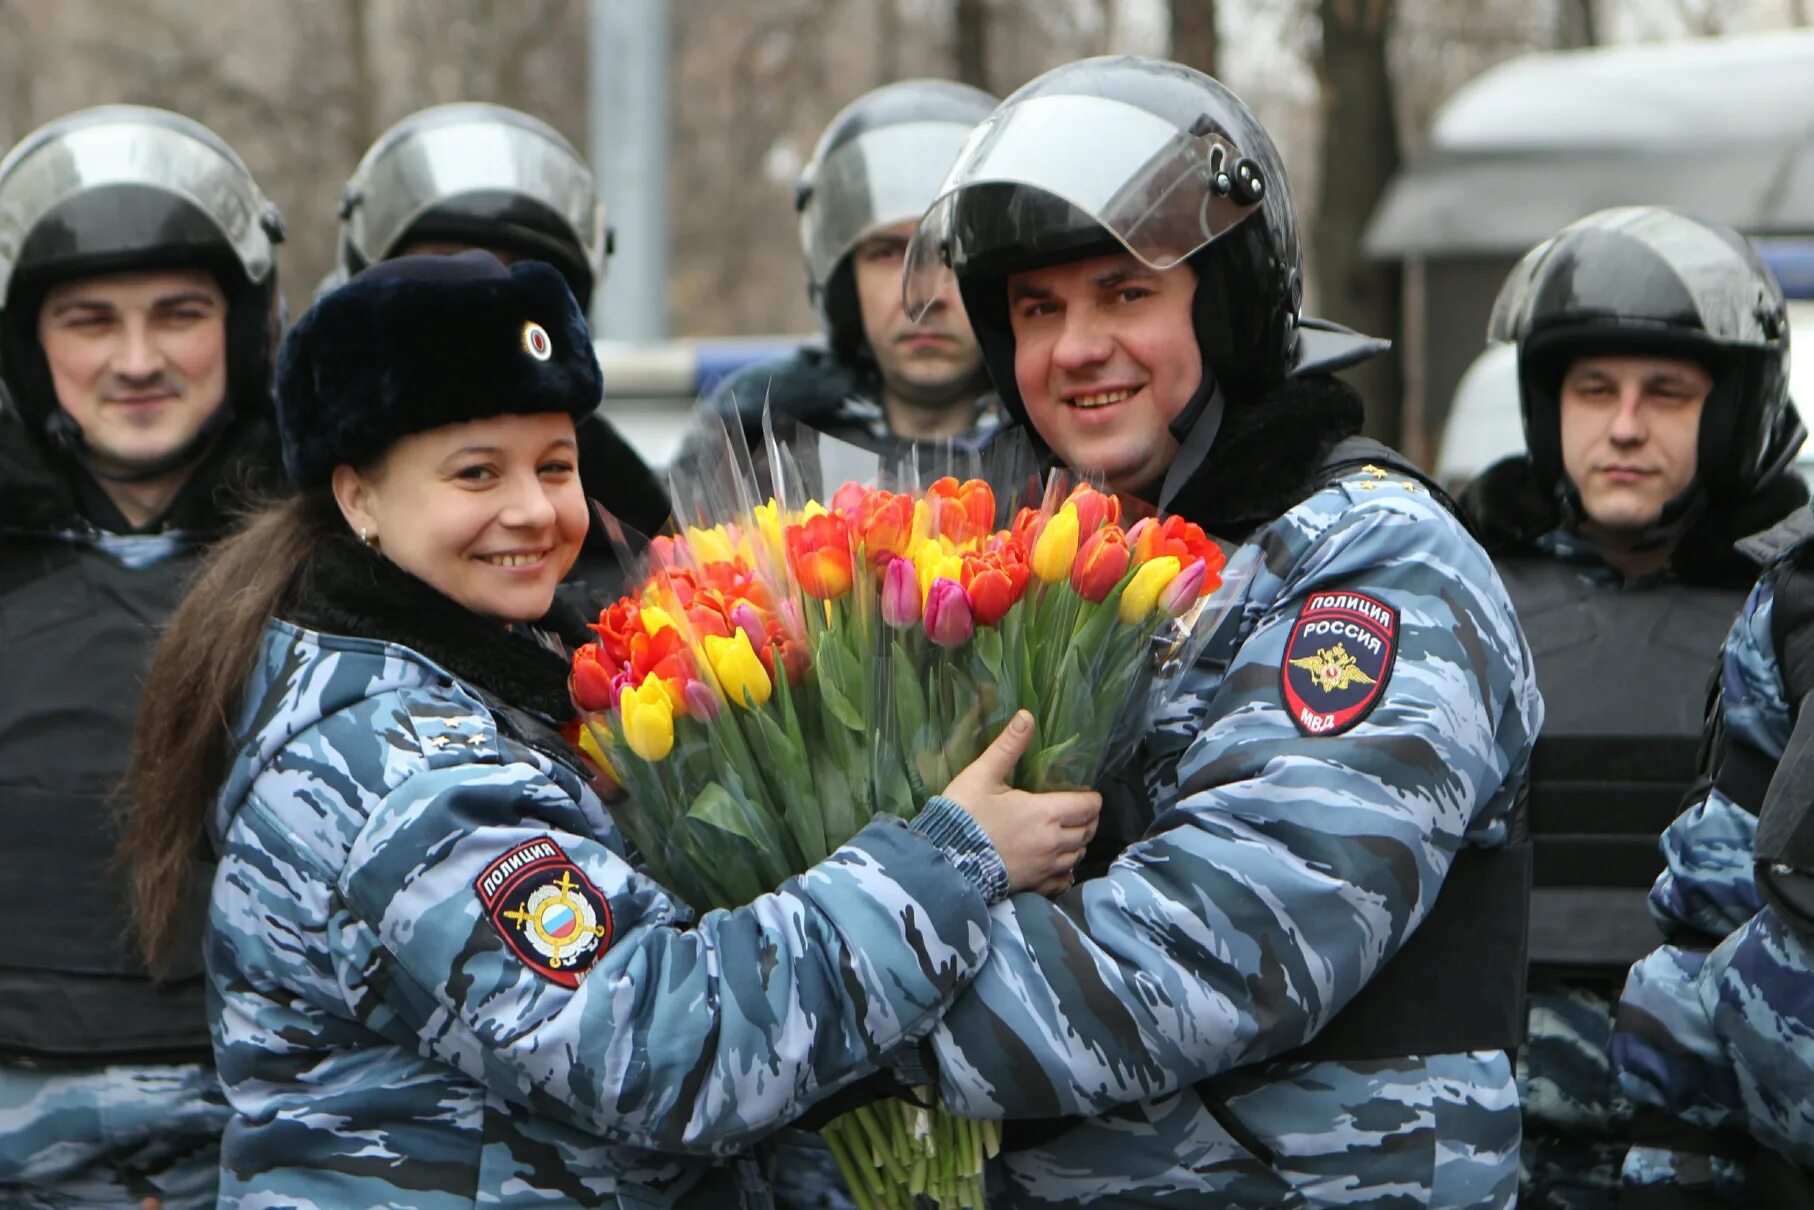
206,555,1001,1208
923,447,1543,1207
1610,514,1814,1198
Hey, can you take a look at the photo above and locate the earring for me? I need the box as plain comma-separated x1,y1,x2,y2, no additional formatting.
360,527,376,547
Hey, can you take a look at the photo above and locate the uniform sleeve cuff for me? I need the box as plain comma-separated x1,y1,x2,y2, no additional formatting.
908,795,1010,904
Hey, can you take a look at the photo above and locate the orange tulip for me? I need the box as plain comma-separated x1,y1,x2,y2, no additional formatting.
785,513,855,600
857,489,917,564
1134,516,1226,598
1070,524,1131,603
962,543,1031,626
927,477,996,544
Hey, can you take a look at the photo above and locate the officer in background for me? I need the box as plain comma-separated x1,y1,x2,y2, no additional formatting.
336,101,669,576
878,55,1540,1207
1460,206,1808,1208
0,106,287,1209
1608,497,1814,1202
672,79,1000,477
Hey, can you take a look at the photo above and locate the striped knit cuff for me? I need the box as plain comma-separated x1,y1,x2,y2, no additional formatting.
908,794,1010,904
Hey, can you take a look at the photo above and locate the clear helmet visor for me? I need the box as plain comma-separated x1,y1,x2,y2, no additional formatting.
0,109,280,299
1488,206,1787,348
342,112,605,279
798,120,980,289
904,93,1264,320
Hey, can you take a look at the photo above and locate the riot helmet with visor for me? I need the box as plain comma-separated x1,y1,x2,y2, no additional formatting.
1489,206,1801,514
796,79,997,365
0,105,285,462
903,57,1323,416
337,103,607,308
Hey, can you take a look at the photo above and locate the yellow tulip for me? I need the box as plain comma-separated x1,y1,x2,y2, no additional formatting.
577,721,620,781
640,603,678,634
752,499,786,564
802,499,828,520
686,525,739,566
618,680,674,762
704,630,773,708
1031,504,1081,584
911,536,965,604
1117,556,1182,624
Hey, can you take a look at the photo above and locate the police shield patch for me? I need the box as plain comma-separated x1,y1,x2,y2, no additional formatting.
475,837,612,988
1281,591,1398,737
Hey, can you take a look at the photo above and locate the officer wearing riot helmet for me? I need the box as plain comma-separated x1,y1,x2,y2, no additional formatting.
336,101,669,556
1459,206,1808,1209
673,79,1001,475
840,56,1539,1207
1605,471,1814,1203
0,106,287,1208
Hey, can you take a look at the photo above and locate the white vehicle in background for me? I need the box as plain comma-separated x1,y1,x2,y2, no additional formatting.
1435,299,1814,491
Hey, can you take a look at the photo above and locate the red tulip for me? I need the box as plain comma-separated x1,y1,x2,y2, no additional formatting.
1066,484,1121,535
571,644,617,713
1070,525,1131,603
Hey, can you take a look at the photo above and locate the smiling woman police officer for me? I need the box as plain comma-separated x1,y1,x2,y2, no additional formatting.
120,251,1098,1208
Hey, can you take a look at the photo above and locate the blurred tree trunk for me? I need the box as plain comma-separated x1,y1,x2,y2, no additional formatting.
1170,0,1218,77
1792,0,1810,26
1555,0,1596,48
878,0,901,82
1314,0,1404,447
342,0,376,153
954,0,989,91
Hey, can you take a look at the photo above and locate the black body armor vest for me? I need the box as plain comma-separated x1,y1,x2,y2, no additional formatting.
1497,556,1743,976
0,536,213,1062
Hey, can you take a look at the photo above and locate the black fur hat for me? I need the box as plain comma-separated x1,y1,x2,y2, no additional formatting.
276,250,601,487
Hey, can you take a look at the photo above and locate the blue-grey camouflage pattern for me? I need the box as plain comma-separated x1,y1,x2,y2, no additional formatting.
920,472,1542,1207
205,618,999,1207
0,1061,224,1209
1610,555,1814,1194
1517,981,1630,1209
1,526,226,1210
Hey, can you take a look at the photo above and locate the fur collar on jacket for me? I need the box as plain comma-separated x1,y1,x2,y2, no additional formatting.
0,404,283,537
1163,373,1368,537
1461,454,1811,589
280,534,587,721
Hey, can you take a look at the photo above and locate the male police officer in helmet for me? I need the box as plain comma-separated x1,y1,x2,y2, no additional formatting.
1459,206,1808,1209
672,79,1002,475
336,102,669,561
826,55,1538,1208
1604,436,1814,1204
0,106,287,1209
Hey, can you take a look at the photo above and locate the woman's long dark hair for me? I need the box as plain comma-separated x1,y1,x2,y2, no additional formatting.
125,486,342,973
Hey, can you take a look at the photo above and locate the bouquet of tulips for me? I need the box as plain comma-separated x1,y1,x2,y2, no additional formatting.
568,425,1240,1209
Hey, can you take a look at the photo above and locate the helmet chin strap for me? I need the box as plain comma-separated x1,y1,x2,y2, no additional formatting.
44,403,234,485
1157,370,1226,512
1559,476,1706,555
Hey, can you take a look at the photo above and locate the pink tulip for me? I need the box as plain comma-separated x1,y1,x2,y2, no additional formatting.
1158,558,1208,616
730,601,769,651
683,677,722,721
881,557,921,628
923,577,974,648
